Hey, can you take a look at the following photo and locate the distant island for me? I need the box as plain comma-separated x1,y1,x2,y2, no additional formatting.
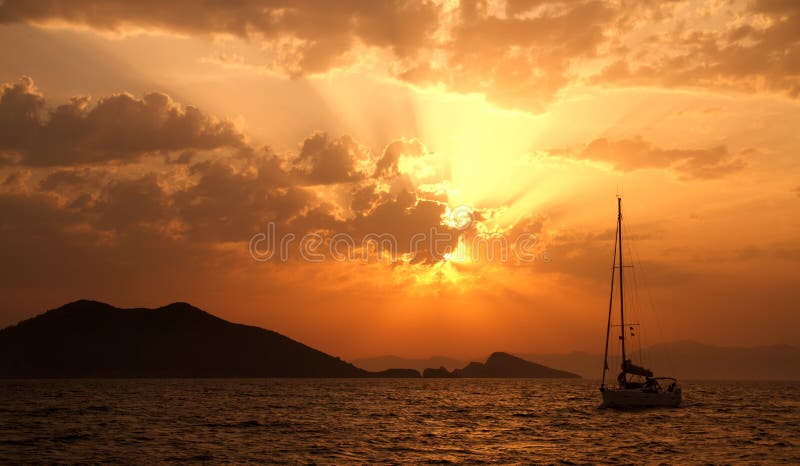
354,355,467,372
424,352,579,378
0,300,577,379
359,344,800,381
353,354,580,378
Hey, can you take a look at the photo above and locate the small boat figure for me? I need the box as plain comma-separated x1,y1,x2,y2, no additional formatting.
599,197,681,408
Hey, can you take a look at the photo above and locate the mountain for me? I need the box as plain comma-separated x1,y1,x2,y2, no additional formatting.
420,352,580,378
515,351,600,380
0,300,419,378
356,354,579,378
423,366,459,378
7,301,793,380
367,368,421,378
352,355,467,372
521,340,800,380
452,352,580,378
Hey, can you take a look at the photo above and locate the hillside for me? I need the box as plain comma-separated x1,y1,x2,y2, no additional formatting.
0,300,377,378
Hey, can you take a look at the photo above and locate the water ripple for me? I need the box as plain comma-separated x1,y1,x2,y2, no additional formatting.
0,379,798,463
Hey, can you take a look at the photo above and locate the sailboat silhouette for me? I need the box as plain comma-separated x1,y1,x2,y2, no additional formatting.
600,197,681,408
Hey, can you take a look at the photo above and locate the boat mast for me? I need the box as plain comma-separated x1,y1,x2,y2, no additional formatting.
601,209,619,389
617,197,627,370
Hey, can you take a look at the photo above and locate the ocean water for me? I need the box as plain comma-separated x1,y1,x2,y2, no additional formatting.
0,379,798,464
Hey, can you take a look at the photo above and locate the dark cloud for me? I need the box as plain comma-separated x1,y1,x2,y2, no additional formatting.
175,157,314,242
0,190,81,242
0,0,442,75
562,136,747,179
3,1,796,111
291,132,367,185
374,138,426,178
592,1,800,98
0,144,448,272
349,189,446,259
94,174,169,231
399,0,617,111
0,77,456,261
0,77,42,165
38,168,106,191
349,184,380,215
0,77,245,166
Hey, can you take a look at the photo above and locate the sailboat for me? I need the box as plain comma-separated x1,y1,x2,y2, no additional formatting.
600,197,681,408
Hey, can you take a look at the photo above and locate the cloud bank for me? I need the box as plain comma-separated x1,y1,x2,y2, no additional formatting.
2,0,798,112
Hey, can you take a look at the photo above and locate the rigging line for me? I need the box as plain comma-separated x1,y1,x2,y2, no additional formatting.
636,234,648,367
624,222,646,368
621,224,633,350
626,220,666,372
640,252,674,374
621,220,646,369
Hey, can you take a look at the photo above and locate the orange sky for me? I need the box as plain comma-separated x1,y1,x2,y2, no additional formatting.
0,0,798,360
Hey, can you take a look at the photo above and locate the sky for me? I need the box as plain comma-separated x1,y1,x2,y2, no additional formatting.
0,0,798,361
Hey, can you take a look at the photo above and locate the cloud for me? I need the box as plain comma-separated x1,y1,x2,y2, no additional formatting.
174,157,315,242
7,0,798,113
374,138,427,178
399,0,619,111
1,154,452,265
14,76,749,285
0,0,442,75
0,77,245,166
0,76,463,263
38,167,106,192
290,132,368,185
591,0,800,98
560,136,747,179
94,174,170,231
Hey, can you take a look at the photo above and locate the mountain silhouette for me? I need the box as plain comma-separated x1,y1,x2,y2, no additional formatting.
422,366,459,378
353,355,467,372
424,352,580,378
367,368,421,378
0,300,421,378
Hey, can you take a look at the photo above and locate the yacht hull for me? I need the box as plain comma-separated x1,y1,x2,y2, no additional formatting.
601,388,681,408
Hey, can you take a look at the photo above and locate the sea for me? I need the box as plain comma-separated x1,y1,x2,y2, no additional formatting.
0,379,798,464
